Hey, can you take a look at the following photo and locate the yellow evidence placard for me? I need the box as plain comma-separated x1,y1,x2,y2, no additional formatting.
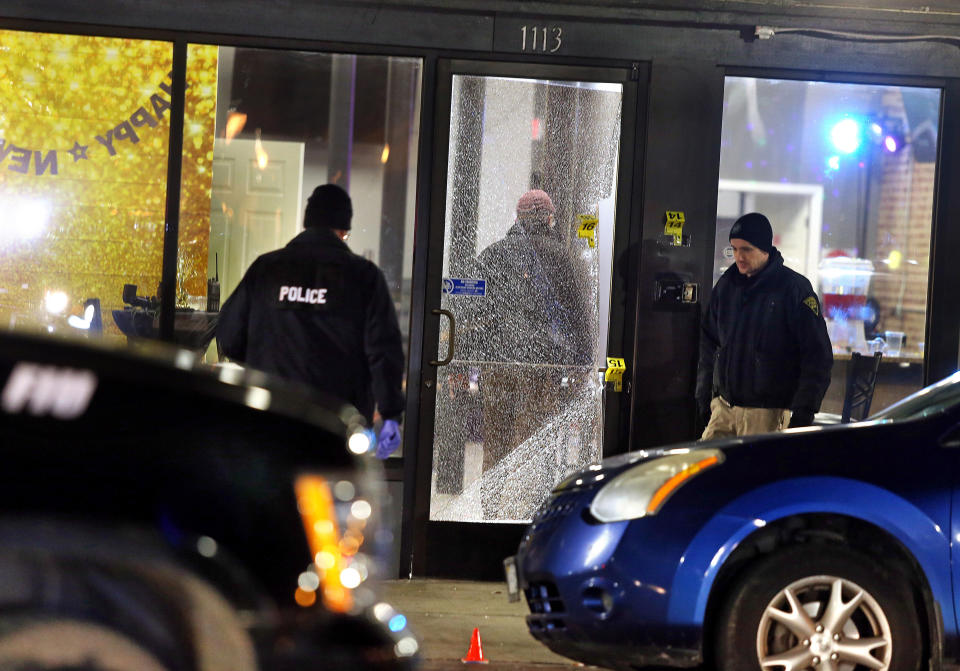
664,210,685,245
577,214,599,248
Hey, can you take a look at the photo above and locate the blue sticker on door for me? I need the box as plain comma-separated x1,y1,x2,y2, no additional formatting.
442,278,486,296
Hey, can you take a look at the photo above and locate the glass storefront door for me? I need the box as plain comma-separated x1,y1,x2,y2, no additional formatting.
423,64,629,534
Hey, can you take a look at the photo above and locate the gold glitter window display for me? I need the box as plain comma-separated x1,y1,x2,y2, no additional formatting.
177,44,219,311
0,29,204,342
0,31,217,343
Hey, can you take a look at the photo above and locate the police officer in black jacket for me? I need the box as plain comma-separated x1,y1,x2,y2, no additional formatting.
216,183,405,458
695,212,833,439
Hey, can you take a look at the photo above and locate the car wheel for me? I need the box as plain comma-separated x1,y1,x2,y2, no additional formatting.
715,544,921,671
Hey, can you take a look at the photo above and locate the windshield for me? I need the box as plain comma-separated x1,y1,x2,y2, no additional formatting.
872,371,960,421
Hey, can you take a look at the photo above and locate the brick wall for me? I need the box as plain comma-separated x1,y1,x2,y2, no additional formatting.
868,91,933,360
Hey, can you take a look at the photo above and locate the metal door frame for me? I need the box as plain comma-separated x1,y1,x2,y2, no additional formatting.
404,57,646,579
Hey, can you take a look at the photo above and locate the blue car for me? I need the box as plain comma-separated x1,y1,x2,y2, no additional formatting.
515,372,960,671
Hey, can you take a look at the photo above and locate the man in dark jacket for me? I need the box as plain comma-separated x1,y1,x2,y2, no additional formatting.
216,183,405,458
471,189,594,472
695,212,833,439
472,189,593,367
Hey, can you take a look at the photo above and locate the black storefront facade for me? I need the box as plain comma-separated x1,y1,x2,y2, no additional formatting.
2,0,960,578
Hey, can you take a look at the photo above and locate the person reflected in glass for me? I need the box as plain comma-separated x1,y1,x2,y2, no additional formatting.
216,184,405,458
696,212,833,439
467,189,593,514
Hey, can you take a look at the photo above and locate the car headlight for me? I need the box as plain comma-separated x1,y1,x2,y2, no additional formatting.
589,448,724,522
293,434,386,614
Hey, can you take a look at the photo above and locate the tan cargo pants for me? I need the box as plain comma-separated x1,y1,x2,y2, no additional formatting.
700,396,791,440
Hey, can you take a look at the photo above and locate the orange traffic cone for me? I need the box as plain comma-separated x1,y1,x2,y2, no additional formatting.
461,627,489,664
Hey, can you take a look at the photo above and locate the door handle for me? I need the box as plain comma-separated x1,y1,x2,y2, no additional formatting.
430,308,456,366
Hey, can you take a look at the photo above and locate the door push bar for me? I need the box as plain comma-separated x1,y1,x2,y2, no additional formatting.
430,308,456,366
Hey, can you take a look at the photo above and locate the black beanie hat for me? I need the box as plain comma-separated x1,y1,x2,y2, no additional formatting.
304,183,353,230
729,212,773,253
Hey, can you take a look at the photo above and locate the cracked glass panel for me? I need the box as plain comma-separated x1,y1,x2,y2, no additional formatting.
430,74,622,523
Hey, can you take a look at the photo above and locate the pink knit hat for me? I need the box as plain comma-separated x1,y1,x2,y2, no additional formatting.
516,189,555,215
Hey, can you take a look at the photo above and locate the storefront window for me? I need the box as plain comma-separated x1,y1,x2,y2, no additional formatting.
716,77,941,414
176,47,422,366
0,29,174,341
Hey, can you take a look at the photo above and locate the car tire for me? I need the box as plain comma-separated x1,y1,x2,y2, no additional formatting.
715,543,921,671
0,615,173,671
0,549,258,671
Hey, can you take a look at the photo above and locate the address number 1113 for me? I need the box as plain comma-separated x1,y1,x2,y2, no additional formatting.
520,25,563,53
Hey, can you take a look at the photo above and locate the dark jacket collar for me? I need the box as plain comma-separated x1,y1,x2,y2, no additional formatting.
287,226,350,251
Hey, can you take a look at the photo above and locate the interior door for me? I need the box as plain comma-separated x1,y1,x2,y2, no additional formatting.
208,137,305,300
411,60,640,578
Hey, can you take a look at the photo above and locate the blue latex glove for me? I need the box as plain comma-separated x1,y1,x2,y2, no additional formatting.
376,419,401,459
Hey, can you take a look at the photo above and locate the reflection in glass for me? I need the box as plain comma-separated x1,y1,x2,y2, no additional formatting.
717,77,940,413
431,75,622,523
177,47,422,370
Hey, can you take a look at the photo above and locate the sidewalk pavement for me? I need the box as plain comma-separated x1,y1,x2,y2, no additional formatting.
382,579,604,670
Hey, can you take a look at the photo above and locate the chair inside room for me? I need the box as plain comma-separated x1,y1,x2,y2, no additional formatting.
841,351,883,423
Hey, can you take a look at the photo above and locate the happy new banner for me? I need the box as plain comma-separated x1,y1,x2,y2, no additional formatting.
0,30,217,337
0,70,177,176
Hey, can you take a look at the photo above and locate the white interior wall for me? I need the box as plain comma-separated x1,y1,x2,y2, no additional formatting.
302,145,385,263
476,78,535,254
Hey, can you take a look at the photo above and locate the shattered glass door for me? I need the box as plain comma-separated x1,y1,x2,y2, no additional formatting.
430,74,622,523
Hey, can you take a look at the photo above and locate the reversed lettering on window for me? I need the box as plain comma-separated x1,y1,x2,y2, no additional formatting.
1,363,98,419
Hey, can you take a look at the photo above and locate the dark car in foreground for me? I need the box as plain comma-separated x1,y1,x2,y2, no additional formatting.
0,330,416,671
514,372,960,671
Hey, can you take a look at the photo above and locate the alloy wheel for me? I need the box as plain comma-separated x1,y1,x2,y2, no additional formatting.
756,574,892,671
